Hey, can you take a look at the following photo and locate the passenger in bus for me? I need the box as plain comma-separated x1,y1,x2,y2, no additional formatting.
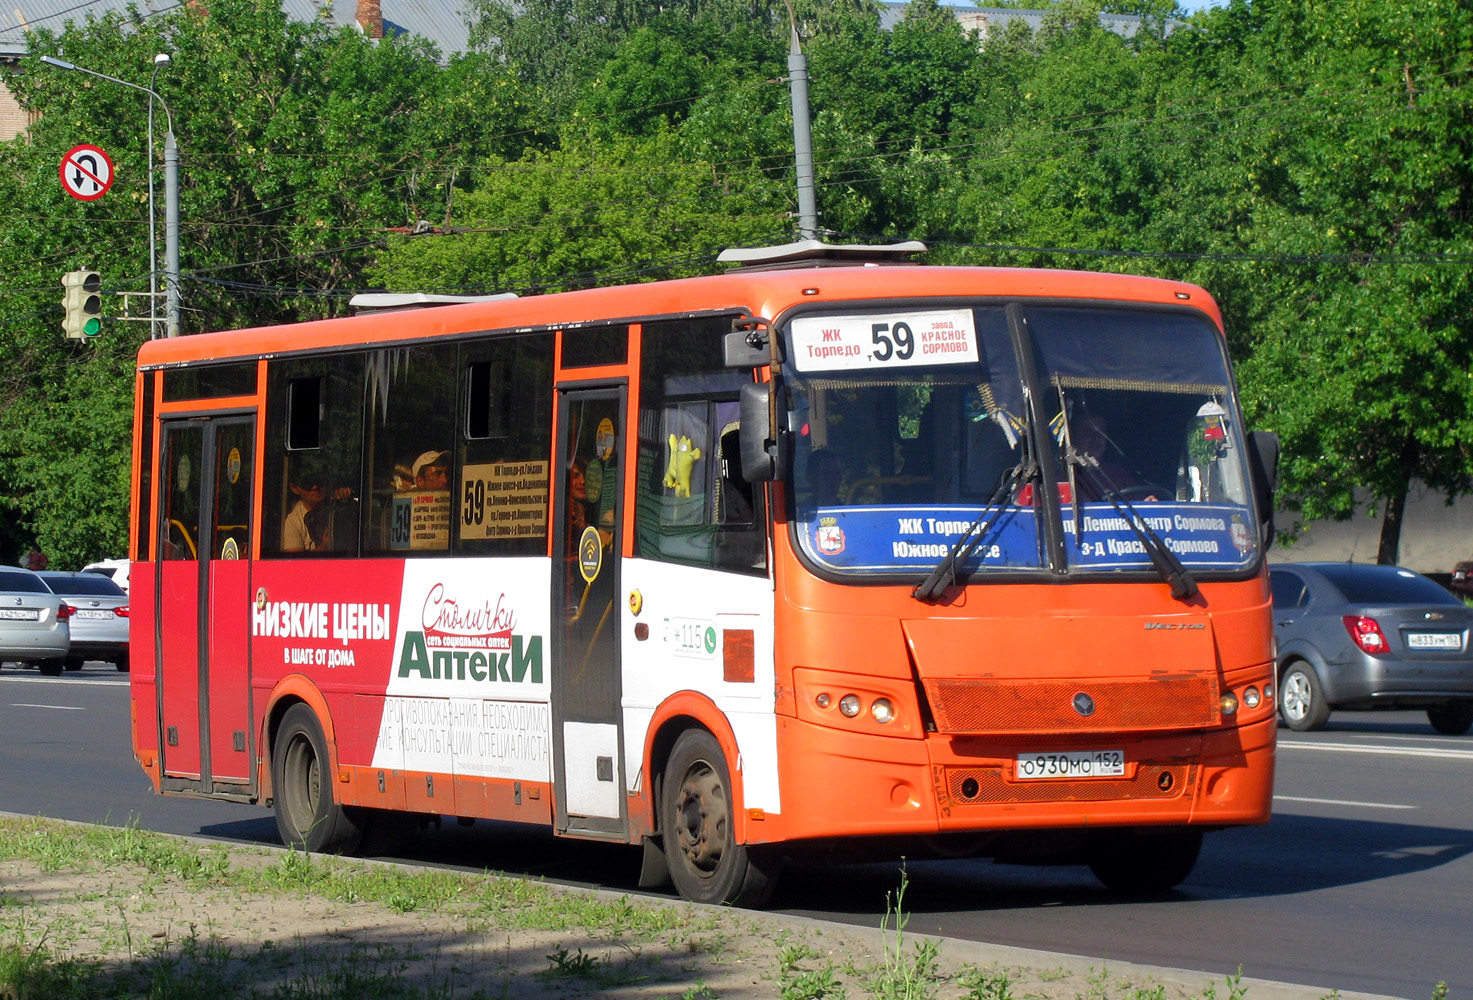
412,450,450,490
282,467,352,552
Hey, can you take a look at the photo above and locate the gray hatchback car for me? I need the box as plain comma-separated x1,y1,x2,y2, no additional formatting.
37,571,129,672
0,565,71,675
1270,562,1473,734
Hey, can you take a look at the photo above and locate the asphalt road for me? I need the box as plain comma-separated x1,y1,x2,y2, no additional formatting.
2,662,1469,999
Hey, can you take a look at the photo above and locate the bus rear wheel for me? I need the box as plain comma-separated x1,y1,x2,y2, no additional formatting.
272,704,365,854
1087,827,1202,894
662,729,777,907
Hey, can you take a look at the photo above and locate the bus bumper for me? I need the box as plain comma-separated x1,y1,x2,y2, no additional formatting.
762,713,1274,844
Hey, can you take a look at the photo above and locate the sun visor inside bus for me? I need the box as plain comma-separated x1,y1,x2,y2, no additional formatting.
1025,308,1230,391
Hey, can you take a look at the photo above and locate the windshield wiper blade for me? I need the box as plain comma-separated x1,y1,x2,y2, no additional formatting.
1072,461,1199,601
913,460,1035,603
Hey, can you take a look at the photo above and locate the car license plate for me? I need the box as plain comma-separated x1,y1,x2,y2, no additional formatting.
75,609,113,619
1016,750,1125,780
0,609,40,621
1407,632,1462,650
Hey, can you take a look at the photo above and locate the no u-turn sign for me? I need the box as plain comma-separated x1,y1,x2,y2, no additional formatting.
60,144,114,201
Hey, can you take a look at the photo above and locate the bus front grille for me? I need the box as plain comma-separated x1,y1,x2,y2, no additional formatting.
921,675,1219,733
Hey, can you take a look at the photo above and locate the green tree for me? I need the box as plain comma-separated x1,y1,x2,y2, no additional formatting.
0,0,528,564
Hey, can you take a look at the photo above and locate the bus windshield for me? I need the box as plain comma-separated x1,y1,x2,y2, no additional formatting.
787,302,1260,579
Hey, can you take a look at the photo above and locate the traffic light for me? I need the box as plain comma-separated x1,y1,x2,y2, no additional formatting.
62,269,102,339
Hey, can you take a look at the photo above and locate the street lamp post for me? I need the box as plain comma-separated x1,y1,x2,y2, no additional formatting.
41,54,181,337
147,53,170,340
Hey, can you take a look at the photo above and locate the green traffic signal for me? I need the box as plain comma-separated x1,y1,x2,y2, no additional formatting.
61,269,102,339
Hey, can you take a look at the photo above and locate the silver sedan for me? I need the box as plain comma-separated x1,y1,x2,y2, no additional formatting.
1270,562,1473,734
0,565,71,675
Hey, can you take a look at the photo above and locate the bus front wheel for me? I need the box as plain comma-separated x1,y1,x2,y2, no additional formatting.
1087,827,1202,894
272,704,365,854
661,729,777,907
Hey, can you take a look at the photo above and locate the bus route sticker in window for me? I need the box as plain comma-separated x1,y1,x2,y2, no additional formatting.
460,461,549,541
789,309,978,372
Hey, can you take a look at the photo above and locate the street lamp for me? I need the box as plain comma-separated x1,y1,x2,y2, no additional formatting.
147,53,171,340
41,54,181,338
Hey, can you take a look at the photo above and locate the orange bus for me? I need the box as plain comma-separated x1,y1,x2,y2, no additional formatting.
128,243,1279,906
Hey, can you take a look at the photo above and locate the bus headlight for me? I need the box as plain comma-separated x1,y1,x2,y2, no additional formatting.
871,698,895,724
1220,692,1239,715
815,692,832,709
839,694,861,718
1243,686,1261,709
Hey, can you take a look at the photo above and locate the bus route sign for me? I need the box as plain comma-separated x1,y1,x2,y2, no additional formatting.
60,144,114,201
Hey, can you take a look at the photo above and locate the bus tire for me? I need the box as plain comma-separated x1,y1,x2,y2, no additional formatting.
1279,662,1330,732
1088,827,1202,894
272,704,364,854
662,729,777,907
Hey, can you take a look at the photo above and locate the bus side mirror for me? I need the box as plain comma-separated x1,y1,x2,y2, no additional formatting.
739,381,788,482
1247,430,1280,549
724,330,768,368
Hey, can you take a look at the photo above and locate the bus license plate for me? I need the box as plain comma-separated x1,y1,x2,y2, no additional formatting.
0,609,39,620
1407,632,1461,650
1016,750,1125,780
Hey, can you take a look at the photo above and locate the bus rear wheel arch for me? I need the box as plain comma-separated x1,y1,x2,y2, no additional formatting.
271,703,365,854
660,727,778,907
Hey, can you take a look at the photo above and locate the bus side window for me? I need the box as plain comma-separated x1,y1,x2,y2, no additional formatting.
456,334,555,556
363,344,457,555
636,318,766,576
262,357,365,558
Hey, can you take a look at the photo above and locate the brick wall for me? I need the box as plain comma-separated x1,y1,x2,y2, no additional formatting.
0,80,32,142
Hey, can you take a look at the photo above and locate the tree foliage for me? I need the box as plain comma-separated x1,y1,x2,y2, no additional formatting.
2,0,1472,565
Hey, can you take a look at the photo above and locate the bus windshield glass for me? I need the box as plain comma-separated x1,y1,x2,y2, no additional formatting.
786,303,1260,579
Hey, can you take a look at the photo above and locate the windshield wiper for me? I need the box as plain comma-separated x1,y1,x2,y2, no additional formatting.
913,459,1036,603
1072,459,1199,600
1052,384,1197,601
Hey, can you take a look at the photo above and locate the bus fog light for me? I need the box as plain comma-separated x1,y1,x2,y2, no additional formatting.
815,692,832,709
1220,692,1239,715
839,694,861,718
1243,686,1261,709
871,698,895,723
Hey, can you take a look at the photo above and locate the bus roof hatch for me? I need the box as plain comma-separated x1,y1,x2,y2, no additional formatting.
717,239,928,270
348,291,519,313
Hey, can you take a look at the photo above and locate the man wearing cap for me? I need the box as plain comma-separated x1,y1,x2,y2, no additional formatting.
412,450,450,490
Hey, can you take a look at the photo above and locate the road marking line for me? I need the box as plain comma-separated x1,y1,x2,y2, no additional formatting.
1274,795,1415,810
1278,740,1473,760
9,703,85,711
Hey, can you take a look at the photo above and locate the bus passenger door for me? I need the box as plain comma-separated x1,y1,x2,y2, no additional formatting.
156,415,255,792
552,389,626,837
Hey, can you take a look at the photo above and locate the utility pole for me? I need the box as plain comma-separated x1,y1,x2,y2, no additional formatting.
787,22,819,242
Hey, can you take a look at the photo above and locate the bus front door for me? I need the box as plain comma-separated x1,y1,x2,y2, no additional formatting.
156,415,256,792
552,389,626,838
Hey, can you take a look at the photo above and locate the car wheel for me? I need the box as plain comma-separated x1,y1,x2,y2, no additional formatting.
1279,662,1330,732
64,657,84,671
1427,703,1473,736
1087,827,1203,893
38,659,64,677
114,655,130,673
662,728,778,907
271,704,365,854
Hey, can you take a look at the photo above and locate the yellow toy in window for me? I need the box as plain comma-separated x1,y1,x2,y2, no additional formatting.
663,434,702,498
